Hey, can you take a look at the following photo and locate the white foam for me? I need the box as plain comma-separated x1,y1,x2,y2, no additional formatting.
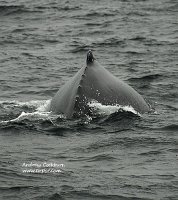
0,99,65,124
0,99,51,110
8,111,51,122
0,99,140,124
36,99,51,112
88,100,141,116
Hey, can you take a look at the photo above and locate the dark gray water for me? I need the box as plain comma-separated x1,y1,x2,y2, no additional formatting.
0,0,178,199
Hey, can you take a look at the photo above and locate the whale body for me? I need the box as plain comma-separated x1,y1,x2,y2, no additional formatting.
50,51,150,117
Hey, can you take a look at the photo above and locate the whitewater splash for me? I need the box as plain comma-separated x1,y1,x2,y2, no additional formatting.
0,99,141,124
88,101,141,116
0,99,64,124
0,99,50,110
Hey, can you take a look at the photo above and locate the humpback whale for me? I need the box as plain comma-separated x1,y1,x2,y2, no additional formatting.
50,50,150,117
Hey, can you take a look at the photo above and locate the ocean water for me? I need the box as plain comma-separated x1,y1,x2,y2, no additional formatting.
0,0,178,199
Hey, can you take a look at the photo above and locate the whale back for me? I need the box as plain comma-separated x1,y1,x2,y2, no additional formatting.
50,54,149,117
75,60,149,115
50,66,86,117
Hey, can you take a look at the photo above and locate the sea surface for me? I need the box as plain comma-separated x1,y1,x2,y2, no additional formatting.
0,0,178,199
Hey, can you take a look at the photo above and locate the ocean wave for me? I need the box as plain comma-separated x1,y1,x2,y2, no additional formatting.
0,3,80,17
0,99,53,124
0,5,42,16
129,36,175,46
128,74,162,81
0,99,141,132
0,99,50,110
70,37,125,53
0,4,79,16
68,153,116,162
161,124,178,131
126,11,149,17
32,191,141,200
2,111,51,123
93,37,125,48
129,36,147,41
57,190,149,200
139,150,162,156
85,11,117,18
35,5,80,11
70,45,92,53
0,5,24,15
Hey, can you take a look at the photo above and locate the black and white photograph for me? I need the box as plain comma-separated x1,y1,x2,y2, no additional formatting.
0,0,177,199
